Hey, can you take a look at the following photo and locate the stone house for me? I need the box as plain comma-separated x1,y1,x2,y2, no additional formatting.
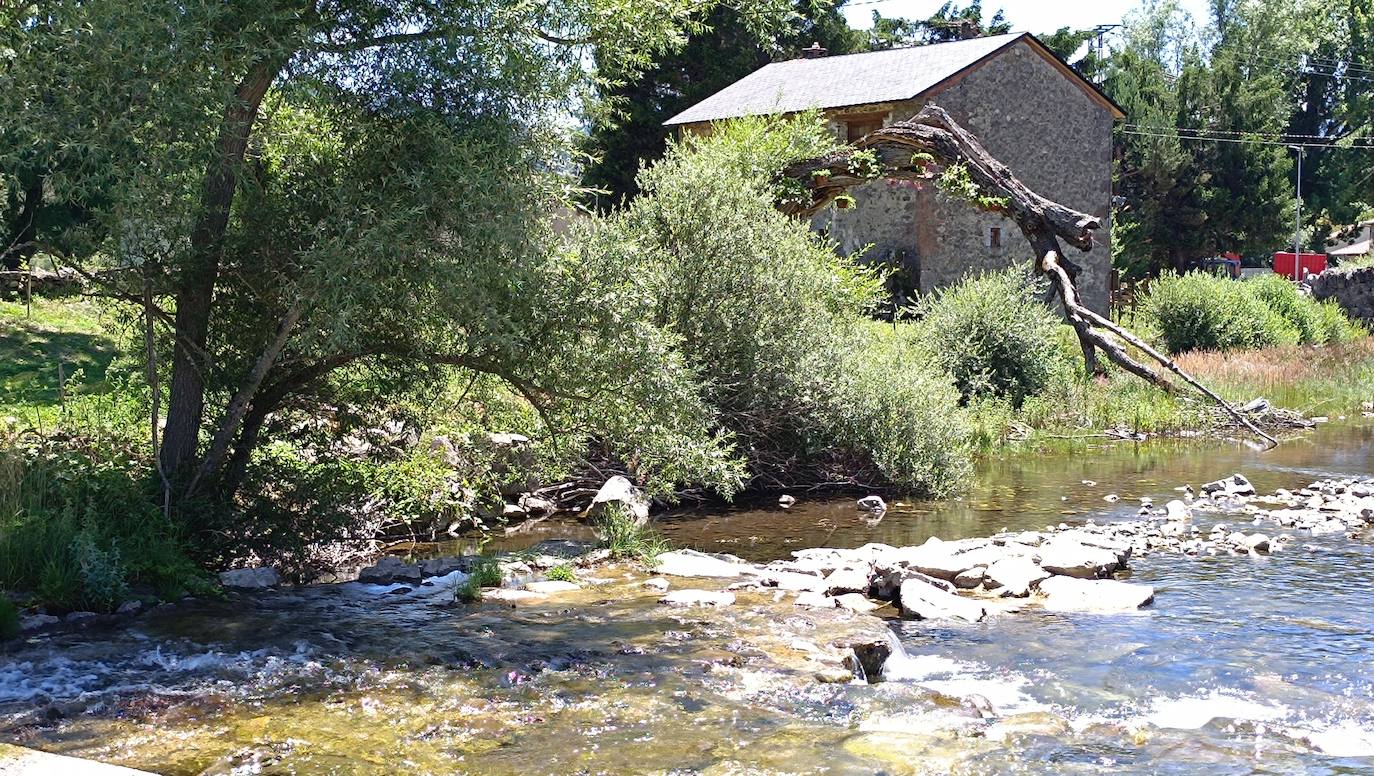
664,33,1123,312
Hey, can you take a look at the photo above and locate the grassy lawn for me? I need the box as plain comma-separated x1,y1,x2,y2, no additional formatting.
0,297,123,417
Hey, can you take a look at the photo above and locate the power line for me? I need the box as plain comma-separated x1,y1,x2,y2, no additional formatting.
1120,127,1374,149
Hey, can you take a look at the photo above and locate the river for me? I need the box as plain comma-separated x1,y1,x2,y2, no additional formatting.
3,423,1374,774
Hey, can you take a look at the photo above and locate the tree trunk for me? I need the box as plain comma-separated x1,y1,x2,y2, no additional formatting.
159,58,283,486
2,174,42,271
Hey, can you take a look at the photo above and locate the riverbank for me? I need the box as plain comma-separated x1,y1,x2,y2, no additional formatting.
4,450,1374,773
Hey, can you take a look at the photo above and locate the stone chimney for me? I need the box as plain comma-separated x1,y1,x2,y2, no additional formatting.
801,41,828,59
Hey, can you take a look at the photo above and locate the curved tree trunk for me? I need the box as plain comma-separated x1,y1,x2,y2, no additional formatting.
778,105,1277,449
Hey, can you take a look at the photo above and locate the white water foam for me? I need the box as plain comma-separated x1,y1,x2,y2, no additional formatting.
1289,720,1374,757
881,641,1045,715
1136,690,1289,730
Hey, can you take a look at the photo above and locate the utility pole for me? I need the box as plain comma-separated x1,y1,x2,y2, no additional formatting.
1091,24,1121,83
1290,145,1303,257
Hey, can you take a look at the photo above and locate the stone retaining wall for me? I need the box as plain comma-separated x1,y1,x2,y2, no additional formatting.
1301,265,1374,325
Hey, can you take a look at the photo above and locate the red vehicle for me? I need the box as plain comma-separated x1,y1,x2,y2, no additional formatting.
1273,251,1327,280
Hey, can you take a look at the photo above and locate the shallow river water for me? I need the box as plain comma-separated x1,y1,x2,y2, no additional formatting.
4,423,1374,774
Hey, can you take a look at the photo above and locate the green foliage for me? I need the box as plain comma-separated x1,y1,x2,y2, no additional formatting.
868,1,1010,50
1244,273,1326,344
577,114,972,495
1316,299,1364,343
1140,272,1298,354
545,564,577,583
0,418,210,611
0,297,121,418
846,149,883,180
1140,272,1363,355
455,556,503,604
916,269,1064,406
935,162,1007,212
579,2,864,207
596,505,668,562
0,595,17,640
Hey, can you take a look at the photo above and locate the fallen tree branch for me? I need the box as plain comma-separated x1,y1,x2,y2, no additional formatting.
777,104,1279,449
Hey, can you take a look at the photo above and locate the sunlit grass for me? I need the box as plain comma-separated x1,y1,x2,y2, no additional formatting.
0,297,121,418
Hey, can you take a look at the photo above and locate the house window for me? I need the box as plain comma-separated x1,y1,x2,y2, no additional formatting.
989,226,1002,250
846,116,884,144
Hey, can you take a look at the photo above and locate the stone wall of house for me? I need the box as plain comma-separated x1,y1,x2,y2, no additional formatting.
814,40,1115,313
1303,265,1374,325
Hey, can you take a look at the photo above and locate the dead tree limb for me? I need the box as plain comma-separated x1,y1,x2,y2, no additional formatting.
778,104,1278,449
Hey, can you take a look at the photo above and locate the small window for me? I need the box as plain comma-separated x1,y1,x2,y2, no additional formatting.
989,226,1002,250
846,117,884,144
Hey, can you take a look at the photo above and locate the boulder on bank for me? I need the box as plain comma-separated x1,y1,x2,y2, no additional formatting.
1036,576,1154,612
898,578,986,622
219,566,281,589
585,475,651,526
857,495,887,512
357,556,422,585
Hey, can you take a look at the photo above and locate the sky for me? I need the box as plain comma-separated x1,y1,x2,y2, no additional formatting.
841,0,1214,37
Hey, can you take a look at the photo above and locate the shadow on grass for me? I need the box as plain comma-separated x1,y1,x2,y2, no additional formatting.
0,326,120,409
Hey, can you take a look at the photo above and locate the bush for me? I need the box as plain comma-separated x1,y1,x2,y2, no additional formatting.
566,114,974,496
1244,273,1326,344
455,556,503,603
1140,272,1298,354
545,564,576,583
0,424,209,612
915,269,1065,406
1140,272,1365,355
1316,299,1364,343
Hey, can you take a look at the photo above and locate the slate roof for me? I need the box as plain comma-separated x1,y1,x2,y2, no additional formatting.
665,33,1123,126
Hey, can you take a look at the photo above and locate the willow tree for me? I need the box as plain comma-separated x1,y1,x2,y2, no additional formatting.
0,0,793,514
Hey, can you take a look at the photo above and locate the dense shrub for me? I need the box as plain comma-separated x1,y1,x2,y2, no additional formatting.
1141,272,1298,354
0,423,211,611
1141,271,1364,354
570,114,973,495
1244,273,1326,344
0,596,17,639
915,269,1065,406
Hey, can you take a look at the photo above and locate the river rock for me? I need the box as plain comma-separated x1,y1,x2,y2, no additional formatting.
1165,499,1192,520
857,495,887,512
115,600,143,615
890,538,983,581
834,593,881,613
219,566,281,589
795,591,837,608
897,578,986,622
523,580,580,594
585,475,651,526
0,742,158,775
660,589,735,608
1036,539,1119,579
1202,473,1256,497
1037,576,1154,612
19,613,59,631
642,577,670,592
655,549,751,579
518,494,557,515
983,556,1050,597
778,494,797,508
1244,533,1271,553
823,565,872,595
420,556,464,577
953,566,986,589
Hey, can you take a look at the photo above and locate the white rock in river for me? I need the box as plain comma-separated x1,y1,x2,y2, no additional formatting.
1164,499,1192,521
641,577,670,592
1037,576,1155,612
1244,533,1271,553
983,556,1051,597
822,565,872,595
654,549,751,578
586,475,652,526
219,566,281,589
834,593,882,613
778,494,797,508
794,591,837,609
660,589,735,607
1201,473,1256,497
1035,538,1119,579
953,566,987,589
898,578,986,622
857,495,887,512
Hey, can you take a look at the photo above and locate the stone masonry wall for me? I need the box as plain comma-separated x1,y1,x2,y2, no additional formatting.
1303,266,1374,325
813,41,1115,312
